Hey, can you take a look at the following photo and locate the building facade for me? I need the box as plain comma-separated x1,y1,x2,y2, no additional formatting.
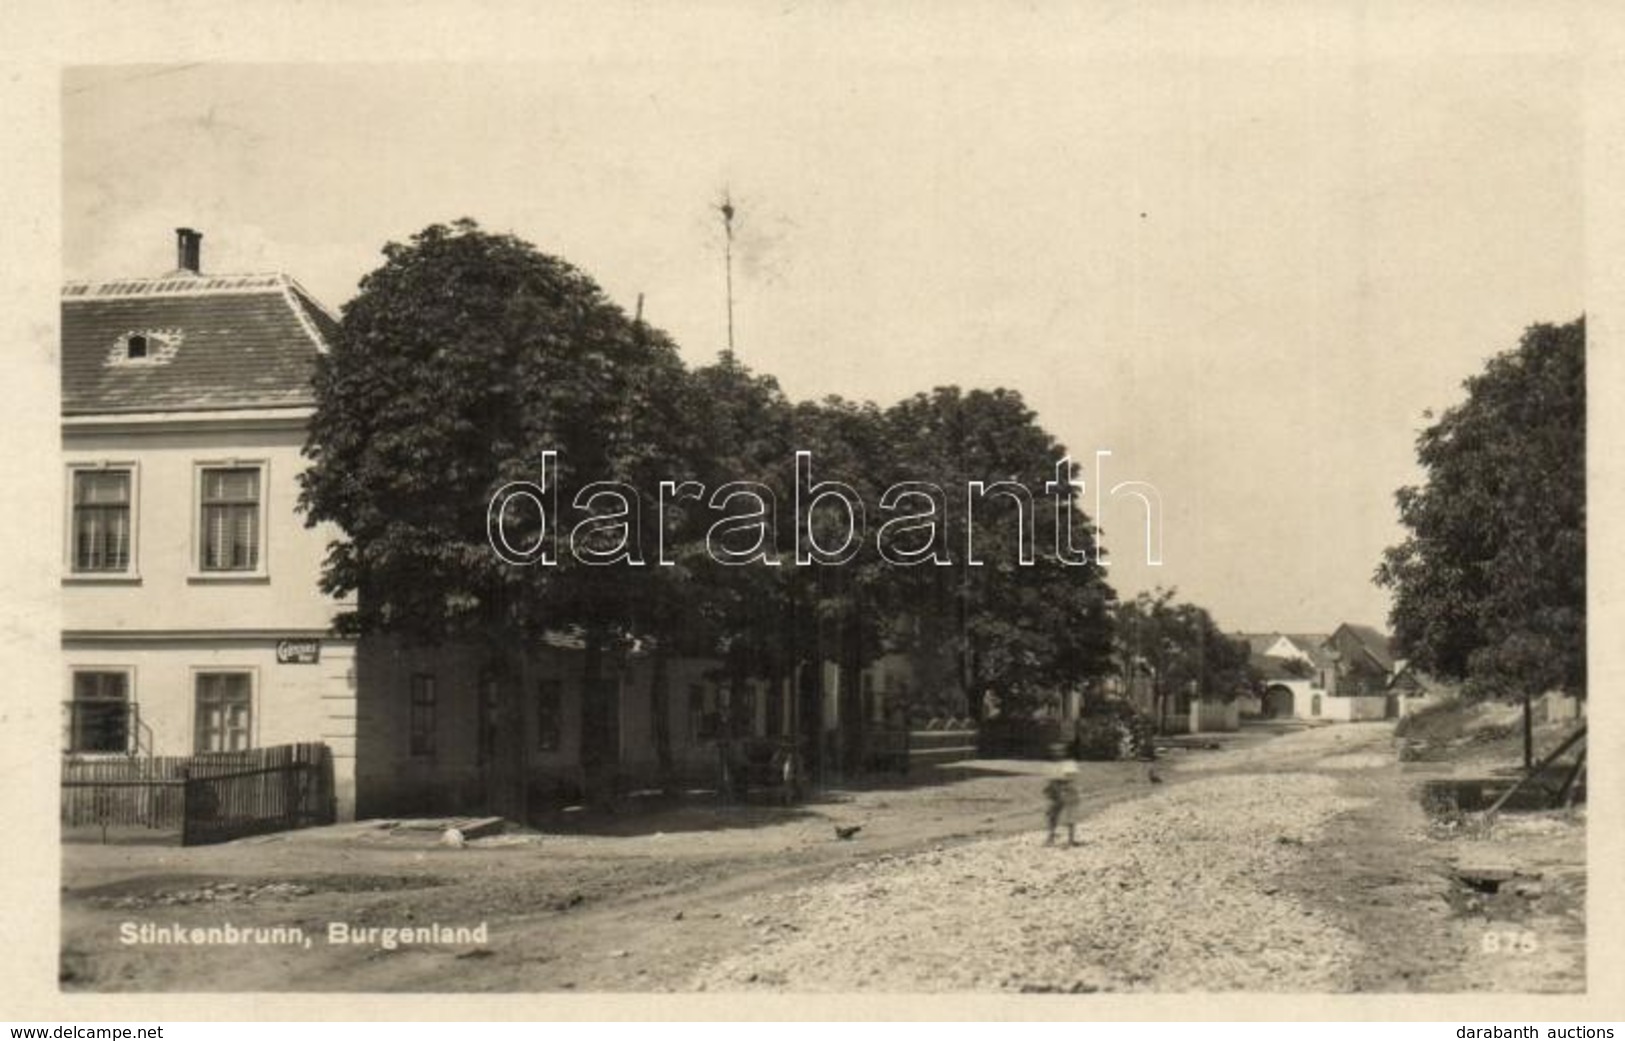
61,230,362,817
353,638,917,817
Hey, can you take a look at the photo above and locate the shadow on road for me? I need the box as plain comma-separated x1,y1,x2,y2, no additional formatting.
532,760,1033,836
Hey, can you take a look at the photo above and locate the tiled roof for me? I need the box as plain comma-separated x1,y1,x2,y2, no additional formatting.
1235,631,1332,663
61,273,338,415
1284,633,1332,657
1251,656,1308,681
1236,632,1281,657
1337,623,1394,670
1387,660,1441,692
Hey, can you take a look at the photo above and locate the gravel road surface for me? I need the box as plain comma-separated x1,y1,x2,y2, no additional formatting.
694,769,1370,992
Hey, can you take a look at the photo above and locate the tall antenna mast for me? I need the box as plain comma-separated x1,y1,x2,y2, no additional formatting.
717,189,736,357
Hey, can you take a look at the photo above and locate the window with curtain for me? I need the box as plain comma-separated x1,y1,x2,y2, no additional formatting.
200,466,261,571
194,672,252,752
72,469,131,573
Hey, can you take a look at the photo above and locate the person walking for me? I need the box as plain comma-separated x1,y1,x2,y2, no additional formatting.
1043,759,1082,846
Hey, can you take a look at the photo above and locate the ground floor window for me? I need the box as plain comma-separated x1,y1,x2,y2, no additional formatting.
195,671,252,752
536,679,562,752
477,674,501,765
410,673,437,756
67,670,131,753
690,683,720,740
751,683,768,738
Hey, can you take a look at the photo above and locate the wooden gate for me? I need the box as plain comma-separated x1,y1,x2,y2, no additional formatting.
180,743,336,846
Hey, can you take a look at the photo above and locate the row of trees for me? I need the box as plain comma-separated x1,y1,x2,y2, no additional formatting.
301,221,1158,813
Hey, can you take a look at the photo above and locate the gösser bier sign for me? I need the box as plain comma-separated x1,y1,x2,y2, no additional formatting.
276,638,322,664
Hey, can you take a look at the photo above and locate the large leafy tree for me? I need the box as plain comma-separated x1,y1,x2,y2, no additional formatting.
299,219,693,814
301,221,1133,807
679,354,804,767
1374,318,1585,701
787,394,899,776
881,387,1117,719
677,362,897,782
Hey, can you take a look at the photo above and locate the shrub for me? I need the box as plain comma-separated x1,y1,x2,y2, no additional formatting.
976,716,1070,759
1394,696,1468,739
1073,702,1156,761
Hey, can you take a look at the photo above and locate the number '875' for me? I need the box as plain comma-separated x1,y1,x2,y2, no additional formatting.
1481,931,1538,954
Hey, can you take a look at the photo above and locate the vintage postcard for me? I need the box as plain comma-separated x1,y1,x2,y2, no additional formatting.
3,0,1624,1024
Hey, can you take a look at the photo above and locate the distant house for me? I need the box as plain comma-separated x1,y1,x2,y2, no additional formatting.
1236,625,1427,722
1236,631,1331,720
1385,658,1451,718
1323,623,1394,698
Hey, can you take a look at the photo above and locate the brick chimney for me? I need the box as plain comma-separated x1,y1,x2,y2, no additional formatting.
175,227,203,274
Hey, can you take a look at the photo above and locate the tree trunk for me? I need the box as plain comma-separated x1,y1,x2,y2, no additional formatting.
482,626,530,824
1522,691,1534,772
724,670,748,800
579,628,612,807
957,567,976,723
797,656,823,789
648,644,674,792
838,617,866,777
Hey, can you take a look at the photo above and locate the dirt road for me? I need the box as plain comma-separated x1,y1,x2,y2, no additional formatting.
59,720,1584,992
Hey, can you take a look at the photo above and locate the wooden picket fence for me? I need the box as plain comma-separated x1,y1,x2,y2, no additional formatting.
60,755,186,832
61,743,335,846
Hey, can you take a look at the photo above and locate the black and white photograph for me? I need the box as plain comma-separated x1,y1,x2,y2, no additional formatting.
4,0,1623,1023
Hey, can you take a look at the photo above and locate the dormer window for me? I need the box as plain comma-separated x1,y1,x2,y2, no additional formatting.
107,329,182,367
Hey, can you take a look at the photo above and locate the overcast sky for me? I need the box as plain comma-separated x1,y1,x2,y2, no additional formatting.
61,27,1584,633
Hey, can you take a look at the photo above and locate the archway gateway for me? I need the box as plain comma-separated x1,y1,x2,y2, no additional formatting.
1263,684,1295,718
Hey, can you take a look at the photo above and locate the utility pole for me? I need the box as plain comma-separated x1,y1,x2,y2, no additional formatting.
717,190,736,356
1522,691,1534,772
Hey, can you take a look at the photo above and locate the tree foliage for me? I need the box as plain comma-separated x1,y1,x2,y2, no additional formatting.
1374,318,1585,697
299,220,695,807
299,219,690,642
300,219,1125,797
880,387,1117,717
1112,588,1252,707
